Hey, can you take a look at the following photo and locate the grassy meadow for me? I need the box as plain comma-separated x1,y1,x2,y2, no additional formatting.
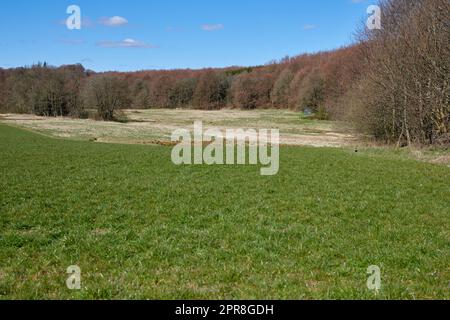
0,121,449,299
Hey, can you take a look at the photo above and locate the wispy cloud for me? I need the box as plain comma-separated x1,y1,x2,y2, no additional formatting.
80,58,93,63
99,16,128,27
57,17,94,28
96,38,158,49
201,24,224,32
59,39,86,45
303,24,317,30
166,26,184,33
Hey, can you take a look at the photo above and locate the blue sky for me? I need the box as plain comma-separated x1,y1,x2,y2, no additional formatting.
0,0,372,71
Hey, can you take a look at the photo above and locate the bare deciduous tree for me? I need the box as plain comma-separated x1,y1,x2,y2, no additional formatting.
353,0,450,146
83,75,130,121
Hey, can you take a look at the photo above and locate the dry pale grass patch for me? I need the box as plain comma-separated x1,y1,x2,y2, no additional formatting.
0,109,357,148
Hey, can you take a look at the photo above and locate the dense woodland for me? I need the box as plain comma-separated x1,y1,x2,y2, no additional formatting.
0,0,448,146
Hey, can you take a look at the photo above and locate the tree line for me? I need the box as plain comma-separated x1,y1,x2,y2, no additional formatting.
0,48,360,120
0,0,448,146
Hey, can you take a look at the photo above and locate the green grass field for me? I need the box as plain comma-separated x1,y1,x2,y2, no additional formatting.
0,123,449,299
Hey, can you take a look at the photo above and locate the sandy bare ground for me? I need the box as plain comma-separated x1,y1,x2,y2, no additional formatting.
0,110,358,148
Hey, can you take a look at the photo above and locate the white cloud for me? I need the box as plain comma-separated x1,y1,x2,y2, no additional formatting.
96,38,157,48
100,16,128,27
201,24,224,32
